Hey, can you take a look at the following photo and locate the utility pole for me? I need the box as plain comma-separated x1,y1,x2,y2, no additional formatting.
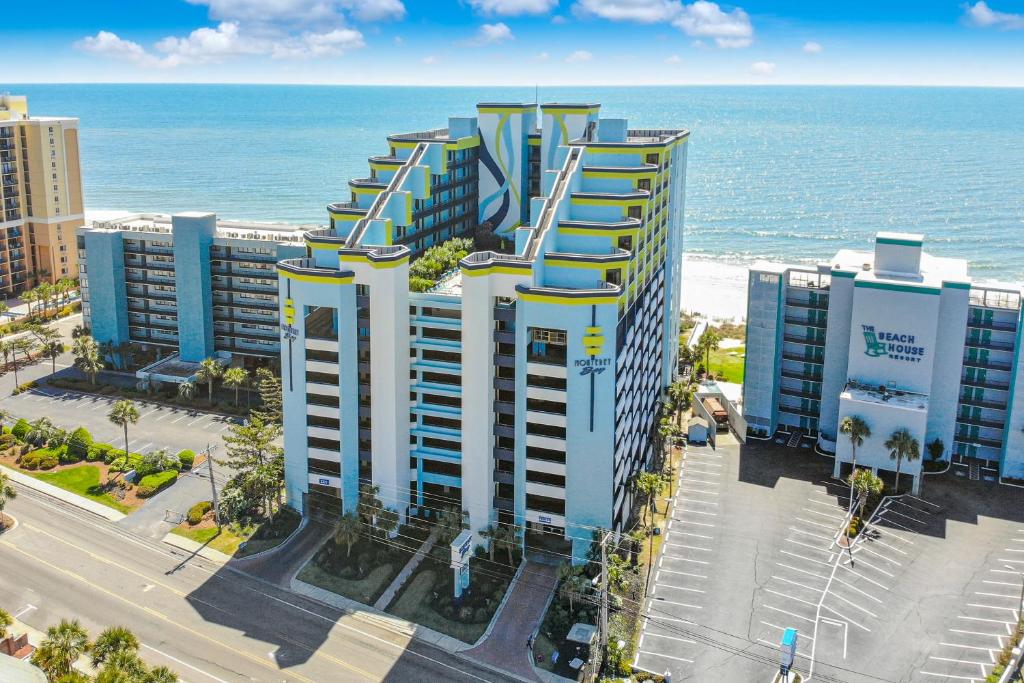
599,530,610,667
205,443,221,530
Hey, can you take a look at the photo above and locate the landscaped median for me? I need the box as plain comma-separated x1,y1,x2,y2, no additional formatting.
168,501,301,560
0,421,194,516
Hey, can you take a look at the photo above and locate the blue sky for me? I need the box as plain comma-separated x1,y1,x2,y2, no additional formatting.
4,1,1024,85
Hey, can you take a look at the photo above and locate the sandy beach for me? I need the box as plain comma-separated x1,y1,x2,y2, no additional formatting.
681,257,749,322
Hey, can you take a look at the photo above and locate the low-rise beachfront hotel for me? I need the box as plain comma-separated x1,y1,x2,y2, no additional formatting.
278,102,687,559
78,212,307,366
743,232,1024,493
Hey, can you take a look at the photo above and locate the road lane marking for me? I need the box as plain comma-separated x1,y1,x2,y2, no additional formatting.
0,539,342,683
141,643,231,683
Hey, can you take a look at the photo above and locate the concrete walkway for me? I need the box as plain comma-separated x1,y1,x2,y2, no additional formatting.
161,530,233,563
464,560,559,682
374,525,439,610
0,463,126,521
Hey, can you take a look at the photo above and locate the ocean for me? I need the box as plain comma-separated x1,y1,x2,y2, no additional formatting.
10,84,1024,281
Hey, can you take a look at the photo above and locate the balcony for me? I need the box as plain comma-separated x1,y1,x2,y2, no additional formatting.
958,396,1007,410
781,368,823,382
962,357,1013,372
955,434,1003,449
784,315,828,329
955,415,1006,430
964,337,1015,352
784,335,826,347
782,351,823,365
778,403,819,418
780,386,822,400
785,296,829,310
961,376,1009,391
966,318,1017,332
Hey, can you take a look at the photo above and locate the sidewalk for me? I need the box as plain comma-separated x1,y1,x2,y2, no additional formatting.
373,526,439,610
0,464,126,522
161,530,233,563
464,560,558,683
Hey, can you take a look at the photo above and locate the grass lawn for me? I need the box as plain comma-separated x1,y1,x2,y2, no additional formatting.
24,464,134,514
172,508,301,558
706,343,745,383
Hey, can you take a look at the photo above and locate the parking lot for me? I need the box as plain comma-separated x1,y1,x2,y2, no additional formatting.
0,385,240,456
634,438,1024,682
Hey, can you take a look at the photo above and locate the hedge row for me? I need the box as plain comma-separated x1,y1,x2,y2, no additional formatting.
137,470,178,498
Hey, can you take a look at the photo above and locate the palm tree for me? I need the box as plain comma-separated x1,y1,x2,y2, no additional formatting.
0,471,15,529
557,563,588,612
178,381,196,401
494,523,519,566
96,650,148,683
13,335,35,363
195,358,222,404
635,471,664,524
839,415,871,511
0,340,12,376
0,301,8,321
108,400,140,456
847,468,884,520
26,417,55,446
0,606,12,639
21,289,37,318
146,666,179,683
91,626,139,668
31,618,90,679
376,507,399,540
42,339,65,375
333,512,362,557
222,367,248,407
698,328,721,375
885,428,921,495
72,337,102,385
480,524,499,562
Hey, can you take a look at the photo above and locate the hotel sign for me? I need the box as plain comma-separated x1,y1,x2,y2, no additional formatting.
862,325,926,363
575,357,610,376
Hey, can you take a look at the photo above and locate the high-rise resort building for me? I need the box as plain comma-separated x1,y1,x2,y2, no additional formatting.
78,213,307,369
743,232,1024,493
0,94,84,290
278,102,687,560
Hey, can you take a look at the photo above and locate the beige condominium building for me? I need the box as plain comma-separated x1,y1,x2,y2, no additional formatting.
0,94,84,294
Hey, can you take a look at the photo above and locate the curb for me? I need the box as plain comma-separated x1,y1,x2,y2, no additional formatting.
161,530,233,564
0,512,19,534
0,463,127,522
231,516,309,563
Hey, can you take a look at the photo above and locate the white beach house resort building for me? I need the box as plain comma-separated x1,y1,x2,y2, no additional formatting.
743,232,1024,493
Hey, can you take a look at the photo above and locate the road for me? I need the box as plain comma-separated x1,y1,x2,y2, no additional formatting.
0,487,510,683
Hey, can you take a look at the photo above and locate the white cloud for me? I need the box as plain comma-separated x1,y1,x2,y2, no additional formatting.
393,35,404,44
572,0,752,47
802,40,822,54
467,0,558,15
75,0,378,68
963,1,1024,29
186,0,404,24
551,14,568,23
573,0,680,23
665,53,682,63
672,1,753,48
462,22,515,46
422,55,439,64
75,31,167,68
749,60,775,76
566,49,593,62
535,51,551,60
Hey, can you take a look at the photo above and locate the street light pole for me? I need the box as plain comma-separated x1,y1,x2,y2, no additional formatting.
205,443,221,530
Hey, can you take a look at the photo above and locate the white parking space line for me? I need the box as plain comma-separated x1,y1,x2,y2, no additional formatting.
949,629,1006,639
802,508,845,522
637,650,694,664
919,673,983,681
820,604,870,632
676,486,718,496
760,621,814,641
660,555,709,566
940,642,1000,652
673,531,713,540
757,639,812,660
780,549,834,567
776,563,830,581
678,477,719,486
672,518,715,528
153,411,173,422
187,416,207,427
654,582,705,595
642,632,697,645
764,589,817,608
657,567,706,580
795,516,839,531
650,597,703,610
763,604,815,624
789,527,833,542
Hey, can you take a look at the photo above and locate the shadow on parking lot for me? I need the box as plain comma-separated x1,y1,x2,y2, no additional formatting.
737,439,1024,538
736,439,836,489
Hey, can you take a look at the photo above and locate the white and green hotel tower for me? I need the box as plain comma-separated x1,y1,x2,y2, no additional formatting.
277,102,688,561
744,232,1024,494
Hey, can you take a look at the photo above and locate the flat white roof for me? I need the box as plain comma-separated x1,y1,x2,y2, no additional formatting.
829,248,969,289
841,382,929,411
85,212,318,244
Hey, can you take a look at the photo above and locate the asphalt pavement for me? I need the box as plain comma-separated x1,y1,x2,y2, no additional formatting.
0,486,511,683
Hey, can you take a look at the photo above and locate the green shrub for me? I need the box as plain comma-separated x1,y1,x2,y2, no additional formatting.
12,380,38,396
187,501,212,525
137,470,177,497
11,419,30,441
87,443,112,462
0,433,16,449
20,450,59,470
109,456,127,472
66,427,93,461
177,449,196,470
